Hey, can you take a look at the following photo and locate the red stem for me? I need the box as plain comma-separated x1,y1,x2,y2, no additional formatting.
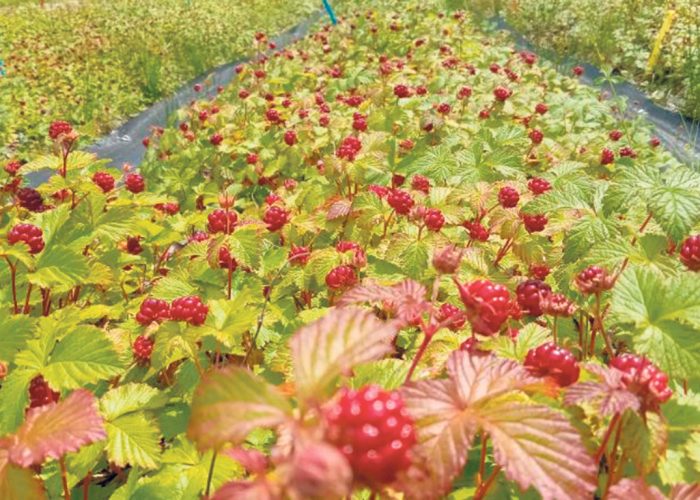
60,456,71,499
4,256,19,314
23,283,33,314
594,413,621,464
404,331,432,383
474,465,502,500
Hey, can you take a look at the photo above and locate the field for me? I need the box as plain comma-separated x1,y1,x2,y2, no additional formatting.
1,0,699,498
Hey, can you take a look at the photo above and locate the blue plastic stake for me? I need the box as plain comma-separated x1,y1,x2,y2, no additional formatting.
322,0,337,25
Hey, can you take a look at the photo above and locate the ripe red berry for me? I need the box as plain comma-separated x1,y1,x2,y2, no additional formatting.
535,103,548,115
572,66,584,76
325,265,357,290
649,137,661,148
493,86,512,102
529,263,550,280
263,205,290,232
464,220,489,242
28,375,60,408
126,236,143,255
207,209,238,234
155,202,179,215
680,235,700,271
210,133,223,146
284,130,297,146
394,84,412,98
610,354,672,406
4,160,21,176
16,187,45,212
522,213,548,233
529,129,544,144
337,136,362,161
498,186,520,208
437,103,451,115
457,86,472,99
247,153,259,165
266,108,282,124
524,342,580,387
368,184,389,198
132,335,155,364
136,298,170,325
391,174,406,188
574,265,615,294
436,303,466,331
289,244,311,266
455,279,512,335
411,175,430,194
218,246,238,270
7,223,44,254
125,172,145,194
387,189,414,215
324,385,415,486
92,171,115,193
48,120,73,140
527,177,551,195
516,279,552,317
424,208,445,232
600,148,615,165
619,146,637,158
609,130,623,141
170,296,209,326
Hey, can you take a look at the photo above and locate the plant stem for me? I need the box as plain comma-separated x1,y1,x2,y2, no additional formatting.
205,451,217,498
477,433,488,485
594,412,621,465
4,256,19,314
592,293,614,359
474,465,502,500
493,237,513,266
82,471,92,500
227,266,233,300
60,456,71,500
405,331,432,383
603,416,624,497
552,317,558,344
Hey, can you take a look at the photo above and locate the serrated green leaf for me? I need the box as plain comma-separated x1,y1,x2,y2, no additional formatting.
0,316,34,362
101,384,168,421
106,413,162,470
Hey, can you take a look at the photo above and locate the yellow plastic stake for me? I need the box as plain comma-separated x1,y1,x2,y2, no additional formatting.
647,7,677,75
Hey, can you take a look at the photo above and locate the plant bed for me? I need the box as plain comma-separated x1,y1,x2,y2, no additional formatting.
1,0,699,498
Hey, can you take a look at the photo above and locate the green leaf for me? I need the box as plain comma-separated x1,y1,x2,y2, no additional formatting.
0,316,34,362
43,326,124,390
29,246,90,290
401,240,429,279
202,296,258,349
0,446,45,500
649,186,700,243
0,369,34,435
100,384,168,421
106,413,162,470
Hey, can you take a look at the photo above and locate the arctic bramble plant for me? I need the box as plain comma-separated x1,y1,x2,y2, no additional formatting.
1,1,700,498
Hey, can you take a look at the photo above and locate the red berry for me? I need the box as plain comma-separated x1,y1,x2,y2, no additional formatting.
535,103,548,115
210,133,223,146
522,213,548,233
266,108,282,124
572,66,584,76
455,279,512,335
48,120,73,140
498,186,520,208
437,103,451,115
126,236,143,255
325,265,357,290
28,375,60,408
324,385,415,486
218,246,238,270
649,137,661,148
619,146,637,158
391,174,405,188
207,209,238,234
529,263,550,280
609,130,623,141
155,202,179,215
493,86,512,102
515,279,552,317
610,354,672,405
189,231,209,243
16,187,45,212
336,240,360,253
436,303,466,331
464,220,489,242
289,245,310,266
393,84,412,98
135,298,170,325
529,129,544,144
457,86,472,99
7,223,44,254
524,342,580,387
4,160,21,176
132,335,155,364
247,153,259,165
540,293,577,317
411,175,430,194
284,130,297,146
387,189,414,215
527,177,551,195
680,235,700,271
171,296,208,326
424,208,445,232
92,171,115,193
368,184,389,198
263,205,290,232
337,136,362,161
574,265,615,294
600,148,615,165
125,173,145,194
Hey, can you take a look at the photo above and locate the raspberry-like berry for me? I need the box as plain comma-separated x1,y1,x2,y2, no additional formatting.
574,265,615,294
609,130,623,141
263,205,290,232
284,130,297,146
93,171,115,193
324,385,415,486
649,137,661,148
29,375,60,408
48,120,73,140
457,86,472,99
535,103,548,115
170,296,209,326
619,146,637,158
680,235,700,271
493,86,512,102
391,174,406,188
289,244,311,266
218,246,238,270
155,202,179,215
610,354,672,406
136,298,170,325
436,303,466,331
266,108,282,124
464,221,489,242
600,148,615,165
189,231,209,243
572,66,584,76
527,177,551,195
387,189,414,215
265,193,282,205
424,208,445,232
336,241,360,253
540,293,577,317
411,175,430,194
524,342,580,387
17,187,45,212
516,279,552,317
125,172,145,194
353,116,368,132
337,136,362,161
394,84,412,98
498,186,520,208
454,279,512,335
368,184,389,198
4,160,21,176
210,133,223,146
132,335,155,364
247,153,259,165
126,236,143,255
325,265,358,290
529,129,544,144
207,209,238,234
437,103,451,115
522,213,548,233
529,264,550,280
7,223,45,254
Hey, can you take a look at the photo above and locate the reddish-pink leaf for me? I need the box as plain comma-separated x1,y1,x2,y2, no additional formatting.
212,479,278,500
188,367,292,451
400,379,477,498
672,483,700,500
608,478,665,500
479,396,598,500
290,307,397,400
0,439,45,499
564,363,640,416
338,279,431,326
223,447,268,474
10,389,106,467
326,199,352,220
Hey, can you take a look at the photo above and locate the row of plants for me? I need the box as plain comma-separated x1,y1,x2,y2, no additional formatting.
464,0,700,121
0,0,318,156
1,0,700,497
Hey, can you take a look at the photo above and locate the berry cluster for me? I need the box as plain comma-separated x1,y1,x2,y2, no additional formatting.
132,335,155,364
610,354,672,406
170,296,209,326
455,279,512,335
29,375,60,408
7,223,45,254
524,342,580,387
92,171,115,193
516,279,552,317
387,189,415,215
336,136,362,161
680,235,700,271
263,205,290,232
208,209,238,234
325,265,358,290
135,298,171,325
